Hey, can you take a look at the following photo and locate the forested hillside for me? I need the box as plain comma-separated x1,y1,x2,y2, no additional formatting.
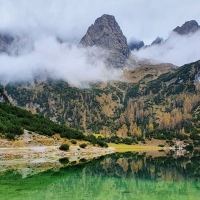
0,102,107,147
2,60,200,143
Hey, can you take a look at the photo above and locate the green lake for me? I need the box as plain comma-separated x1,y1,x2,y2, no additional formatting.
1,151,200,200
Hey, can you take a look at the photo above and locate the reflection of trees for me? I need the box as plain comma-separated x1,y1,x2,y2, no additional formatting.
85,152,200,182
1,152,200,200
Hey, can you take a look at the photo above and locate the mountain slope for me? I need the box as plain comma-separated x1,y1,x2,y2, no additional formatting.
2,60,200,144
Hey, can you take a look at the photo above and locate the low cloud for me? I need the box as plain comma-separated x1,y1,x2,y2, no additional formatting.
134,31,200,66
0,36,122,86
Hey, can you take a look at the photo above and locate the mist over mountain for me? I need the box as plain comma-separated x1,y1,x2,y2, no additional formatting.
128,38,144,51
0,2,199,85
151,37,164,45
173,20,200,35
0,3,200,140
134,20,200,66
80,14,131,68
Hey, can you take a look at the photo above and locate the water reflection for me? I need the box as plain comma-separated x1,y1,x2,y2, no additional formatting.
1,151,200,200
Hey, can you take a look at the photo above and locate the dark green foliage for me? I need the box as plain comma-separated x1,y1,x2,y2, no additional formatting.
79,143,87,148
71,140,77,144
185,144,194,151
59,157,69,164
59,144,70,151
0,102,86,142
2,60,200,142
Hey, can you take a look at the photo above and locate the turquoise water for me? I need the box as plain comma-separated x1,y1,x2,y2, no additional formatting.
1,152,200,200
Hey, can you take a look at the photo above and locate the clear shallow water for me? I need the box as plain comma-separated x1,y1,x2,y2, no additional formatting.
1,151,200,200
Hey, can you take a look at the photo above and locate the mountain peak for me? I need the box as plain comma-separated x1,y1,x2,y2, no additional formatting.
173,20,200,35
80,14,130,68
151,37,164,45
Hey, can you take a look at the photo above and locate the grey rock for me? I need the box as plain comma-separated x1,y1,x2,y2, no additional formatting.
151,37,164,45
173,20,200,35
0,34,14,53
80,14,131,68
129,39,144,50
0,35,9,53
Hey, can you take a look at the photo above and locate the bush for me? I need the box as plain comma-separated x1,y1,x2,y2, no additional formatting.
185,143,194,151
79,143,87,148
59,144,70,151
6,133,15,140
71,140,77,144
59,157,69,164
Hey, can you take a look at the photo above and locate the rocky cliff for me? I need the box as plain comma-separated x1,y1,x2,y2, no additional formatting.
173,20,200,35
151,37,164,45
80,14,131,68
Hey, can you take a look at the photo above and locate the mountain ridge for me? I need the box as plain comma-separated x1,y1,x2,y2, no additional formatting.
80,14,131,68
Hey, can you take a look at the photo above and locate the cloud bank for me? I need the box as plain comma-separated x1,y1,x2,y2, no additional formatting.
134,31,200,66
0,36,122,86
0,0,200,85
0,0,199,43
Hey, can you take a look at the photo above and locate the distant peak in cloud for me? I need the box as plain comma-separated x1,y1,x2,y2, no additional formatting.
173,20,200,35
80,14,130,68
128,37,144,51
151,37,164,45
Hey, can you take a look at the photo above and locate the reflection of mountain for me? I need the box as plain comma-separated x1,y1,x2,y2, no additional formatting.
1,153,200,200
85,152,200,181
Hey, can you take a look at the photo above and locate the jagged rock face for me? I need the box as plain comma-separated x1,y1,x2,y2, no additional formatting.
173,20,200,35
151,37,164,45
0,34,13,53
80,14,130,68
0,35,8,52
128,40,144,51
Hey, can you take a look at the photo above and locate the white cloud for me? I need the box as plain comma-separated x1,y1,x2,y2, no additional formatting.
0,0,199,43
0,0,200,84
0,36,122,86
134,31,200,66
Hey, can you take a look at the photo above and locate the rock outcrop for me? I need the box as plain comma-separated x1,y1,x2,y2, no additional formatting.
173,20,200,35
151,37,164,45
80,14,131,68
128,39,144,50
0,35,8,53
0,34,13,53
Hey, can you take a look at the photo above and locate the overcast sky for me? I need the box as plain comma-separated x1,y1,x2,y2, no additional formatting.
0,0,199,44
0,0,199,85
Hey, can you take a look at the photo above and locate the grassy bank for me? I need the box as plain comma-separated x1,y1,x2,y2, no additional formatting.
108,143,162,152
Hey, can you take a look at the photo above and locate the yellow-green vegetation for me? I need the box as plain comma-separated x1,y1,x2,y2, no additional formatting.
93,133,104,138
108,143,162,152
2,60,200,146
0,102,108,148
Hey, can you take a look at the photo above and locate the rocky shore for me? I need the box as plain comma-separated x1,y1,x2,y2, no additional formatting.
0,132,115,177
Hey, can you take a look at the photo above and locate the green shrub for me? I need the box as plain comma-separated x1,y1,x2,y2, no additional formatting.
59,157,69,164
6,133,15,140
59,144,70,151
71,140,77,144
79,143,87,148
185,143,194,151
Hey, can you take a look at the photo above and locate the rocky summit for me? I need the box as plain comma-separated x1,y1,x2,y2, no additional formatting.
0,35,8,52
151,37,164,45
0,34,13,53
173,20,200,35
80,14,131,68
128,39,144,51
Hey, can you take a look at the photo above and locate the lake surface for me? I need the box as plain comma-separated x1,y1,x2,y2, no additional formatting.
1,150,200,200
